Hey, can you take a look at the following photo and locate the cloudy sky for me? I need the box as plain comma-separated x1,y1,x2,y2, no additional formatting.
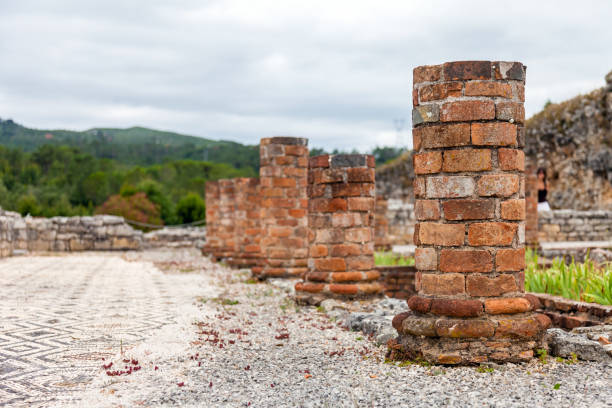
1,0,611,151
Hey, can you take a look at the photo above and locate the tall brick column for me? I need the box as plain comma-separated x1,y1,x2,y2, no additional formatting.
390,61,550,364
202,180,221,257
295,154,383,304
258,137,309,279
228,177,262,268
212,178,236,261
374,196,391,250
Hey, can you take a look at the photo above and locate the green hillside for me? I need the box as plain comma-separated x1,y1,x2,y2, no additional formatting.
0,119,259,171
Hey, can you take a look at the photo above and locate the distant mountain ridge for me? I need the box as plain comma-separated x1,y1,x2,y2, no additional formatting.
0,119,259,171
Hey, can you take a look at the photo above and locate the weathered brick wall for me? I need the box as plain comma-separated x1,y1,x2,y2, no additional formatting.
0,209,142,255
258,137,309,278
213,179,236,260
538,210,612,242
374,197,391,250
377,265,417,299
525,165,539,246
202,180,221,256
295,154,383,303
229,177,262,268
391,61,550,364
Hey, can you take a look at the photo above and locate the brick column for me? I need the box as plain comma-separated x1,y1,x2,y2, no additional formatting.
374,196,391,250
295,154,383,304
228,177,262,268
212,179,236,261
390,61,550,364
202,180,221,257
258,137,309,279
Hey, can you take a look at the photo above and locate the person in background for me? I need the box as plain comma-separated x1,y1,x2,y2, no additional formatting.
537,168,551,211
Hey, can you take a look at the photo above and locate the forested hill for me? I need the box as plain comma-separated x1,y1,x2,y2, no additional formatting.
0,119,259,171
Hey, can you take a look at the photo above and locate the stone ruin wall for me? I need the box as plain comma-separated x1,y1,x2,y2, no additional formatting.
538,210,612,242
0,209,206,257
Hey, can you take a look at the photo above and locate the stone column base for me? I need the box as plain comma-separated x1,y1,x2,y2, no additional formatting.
295,280,384,305
388,312,551,364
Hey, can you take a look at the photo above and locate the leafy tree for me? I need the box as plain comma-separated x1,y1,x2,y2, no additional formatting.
95,192,163,226
175,193,206,224
17,194,41,216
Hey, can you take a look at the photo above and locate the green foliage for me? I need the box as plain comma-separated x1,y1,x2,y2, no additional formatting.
95,192,163,226
0,144,249,224
175,192,206,224
374,252,415,267
525,249,612,305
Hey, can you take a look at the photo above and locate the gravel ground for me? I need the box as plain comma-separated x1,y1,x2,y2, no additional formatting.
47,249,612,408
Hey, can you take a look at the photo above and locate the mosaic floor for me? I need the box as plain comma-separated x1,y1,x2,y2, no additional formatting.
0,253,204,407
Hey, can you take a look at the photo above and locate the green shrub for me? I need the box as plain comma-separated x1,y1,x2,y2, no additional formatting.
175,192,206,224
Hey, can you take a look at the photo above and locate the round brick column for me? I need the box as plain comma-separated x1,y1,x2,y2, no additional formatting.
390,61,550,364
258,137,309,279
228,177,262,268
295,154,383,304
202,180,221,258
212,178,236,261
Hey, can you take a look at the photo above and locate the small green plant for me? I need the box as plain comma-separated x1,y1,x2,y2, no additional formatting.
536,348,548,364
355,336,363,341
374,251,415,267
245,278,258,284
222,299,239,305
316,306,326,313
476,365,495,373
553,383,561,390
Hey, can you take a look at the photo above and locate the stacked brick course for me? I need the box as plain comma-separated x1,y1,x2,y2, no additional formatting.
258,137,309,278
525,165,539,247
391,61,550,364
374,196,391,250
212,179,236,261
295,154,383,304
202,181,221,257
228,177,262,268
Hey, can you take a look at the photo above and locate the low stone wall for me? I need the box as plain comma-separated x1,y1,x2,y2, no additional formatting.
0,209,207,255
143,227,206,248
538,210,612,242
527,293,612,329
376,265,416,300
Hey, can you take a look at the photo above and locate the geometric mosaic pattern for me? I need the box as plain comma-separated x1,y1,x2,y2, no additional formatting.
0,254,183,407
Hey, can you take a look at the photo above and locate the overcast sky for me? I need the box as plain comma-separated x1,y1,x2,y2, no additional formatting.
1,0,611,152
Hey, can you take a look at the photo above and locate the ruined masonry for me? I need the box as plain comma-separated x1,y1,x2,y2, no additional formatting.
258,137,309,278
229,177,262,268
202,180,221,257
295,154,383,303
390,61,551,364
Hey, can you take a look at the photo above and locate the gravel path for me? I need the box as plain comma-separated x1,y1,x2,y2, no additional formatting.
1,249,610,407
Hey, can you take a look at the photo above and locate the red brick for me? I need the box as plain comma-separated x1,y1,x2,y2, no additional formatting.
297,157,309,167
419,82,463,102
430,299,483,317
407,296,432,313
493,61,525,80
466,274,519,297
392,312,412,331
468,223,518,246
347,168,375,182
331,183,368,197
465,81,512,98
498,148,525,171
414,200,440,220
486,297,532,315
501,199,525,220
496,102,525,123
269,227,292,237
331,213,362,227
413,64,442,83
330,272,366,282
288,208,307,218
477,174,519,197
439,249,493,273
285,145,308,156
426,176,474,198
420,273,465,295
315,228,344,243
417,222,465,246
413,151,442,174
314,258,347,272
329,284,358,295
345,228,371,243
295,282,325,293
515,83,525,102
412,88,419,106
347,197,375,211
443,199,495,220
435,319,495,338
471,122,517,146
309,244,328,258
442,149,492,172
443,61,491,80
413,177,425,198
275,156,295,165
366,155,376,168
415,247,437,270
346,257,374,271
440,100,495,122
412,123,470,149
305,271,329,281
496,248,525,271
309,198,347,213
309,155,330,168
330,244,362,257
